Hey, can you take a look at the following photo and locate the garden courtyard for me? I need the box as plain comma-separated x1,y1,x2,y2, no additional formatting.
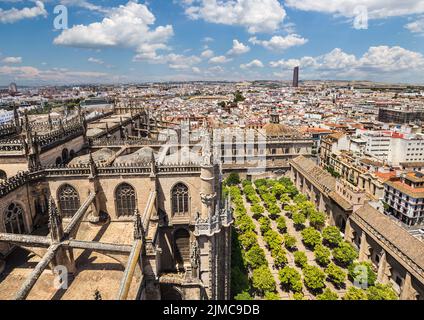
226,173,399,300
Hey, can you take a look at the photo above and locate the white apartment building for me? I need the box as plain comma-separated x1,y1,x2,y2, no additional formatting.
0,110,13,125
357,129,424,166
361,130,392,161
390,133,424,165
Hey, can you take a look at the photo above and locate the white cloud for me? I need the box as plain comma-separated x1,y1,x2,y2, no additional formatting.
202,36,214,42
0,65,115,84
358,46,424,72
227,39,250,55
201,49,214,58
60,0,108,13
321,48,357,70
0,0,47,24
270,45,424,81
240,59,263,69
88,57,104,64
2,56,22,64
192,66,201,73
249,34,308,51
209,55,232,64
182,0,286,33
285,0,424,20
208,66,225,73
405,17,424,34
166,54,202,70
270,56,317,69
54,1,174,62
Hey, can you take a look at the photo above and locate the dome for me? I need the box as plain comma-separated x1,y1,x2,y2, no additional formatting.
114,147,156,165
69,148,114,165
263,123,297,137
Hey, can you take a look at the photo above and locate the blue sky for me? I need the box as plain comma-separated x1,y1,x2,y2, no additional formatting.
1,0,424,85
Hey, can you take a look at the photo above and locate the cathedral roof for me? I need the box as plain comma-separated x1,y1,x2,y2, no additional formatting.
69,148,115,165
114,147,156,165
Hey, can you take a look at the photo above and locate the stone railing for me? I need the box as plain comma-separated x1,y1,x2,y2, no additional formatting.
0,124,17,137
29,115,80,131
157,163,201,174
0,171,45,197
90,138,159,146
0,138,24,152
90,137,202,147
38,123,84,150
0,161,204,197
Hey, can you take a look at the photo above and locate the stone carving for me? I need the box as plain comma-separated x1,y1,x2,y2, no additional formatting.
191,240,199,269
200,192,216,206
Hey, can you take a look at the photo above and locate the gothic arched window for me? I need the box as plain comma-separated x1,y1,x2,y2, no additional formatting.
0,170,7,181
4,203,25,234
62,149,69,163
115,183,136,217
171,183,189,215
58,184,80,218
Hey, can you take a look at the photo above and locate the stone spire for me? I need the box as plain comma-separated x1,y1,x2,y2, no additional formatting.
119,117,125,138
133,209,144,240
23,110,30,135
202,133,212,166
13,103,20,131
149,150,156,178
48,197,63,243
79,107,87,142
88,152,97,178
59,118,65,133
48,113,53,131
105,122,110,137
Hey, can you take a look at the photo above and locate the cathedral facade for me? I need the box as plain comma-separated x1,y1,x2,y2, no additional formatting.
0,104,232,300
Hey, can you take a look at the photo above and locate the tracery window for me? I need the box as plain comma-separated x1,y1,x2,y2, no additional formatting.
4,203,25,234
58,184,80,218
172,183,189,215
115,183,136,217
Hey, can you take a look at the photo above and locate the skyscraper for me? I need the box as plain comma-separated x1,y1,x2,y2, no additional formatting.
292,66,299,87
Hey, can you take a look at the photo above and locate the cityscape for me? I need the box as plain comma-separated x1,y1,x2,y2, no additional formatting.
0,0,424,303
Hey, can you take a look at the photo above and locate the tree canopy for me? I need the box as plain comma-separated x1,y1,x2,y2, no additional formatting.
348,262,377,287
303,265,326,293
316,288,338,300
343,286,368,300
245,244,267,269
332,241,358,267
325,262,347,288
322,226,343,247
301,227,322,249
252,265,276,295
314,244,331,266
278,266,302,293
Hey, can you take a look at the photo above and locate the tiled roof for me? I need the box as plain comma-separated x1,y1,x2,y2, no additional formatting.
291,156,336,193
385,180,424,198
329,191,352,211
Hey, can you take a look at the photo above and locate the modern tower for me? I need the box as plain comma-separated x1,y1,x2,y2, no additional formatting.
292,66,299,88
